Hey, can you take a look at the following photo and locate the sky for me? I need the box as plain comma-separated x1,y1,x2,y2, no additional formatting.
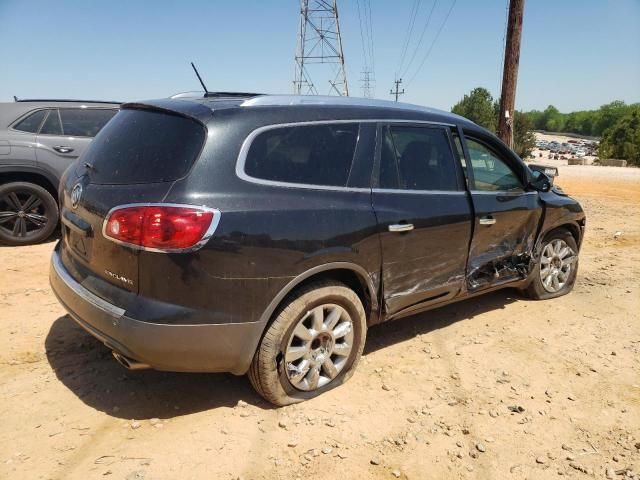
0,0,638,112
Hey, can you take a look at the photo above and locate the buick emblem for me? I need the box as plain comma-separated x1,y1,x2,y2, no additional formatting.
71,184,83,209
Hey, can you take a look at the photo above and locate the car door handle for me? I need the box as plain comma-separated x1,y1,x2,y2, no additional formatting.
388,223,414,233
479,216,497,225
53,146,74,154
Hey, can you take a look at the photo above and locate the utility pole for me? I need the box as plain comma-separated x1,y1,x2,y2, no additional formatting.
293,0,349,96
497,0,525,148
390,78,405,102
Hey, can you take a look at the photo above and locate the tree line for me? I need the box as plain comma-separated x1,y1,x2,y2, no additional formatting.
522,101,640,138
451,88,640,165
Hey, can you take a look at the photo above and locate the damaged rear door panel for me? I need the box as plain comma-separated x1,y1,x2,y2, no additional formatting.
462,134,543,291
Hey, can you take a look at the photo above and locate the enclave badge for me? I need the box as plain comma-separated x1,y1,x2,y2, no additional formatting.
71,183,82,209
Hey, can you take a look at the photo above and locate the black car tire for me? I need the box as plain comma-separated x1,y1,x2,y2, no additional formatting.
248,280,367,406
0,182,58,246
524,228,579,300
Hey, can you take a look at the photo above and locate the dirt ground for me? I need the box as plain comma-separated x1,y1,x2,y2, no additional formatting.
1,166,639,480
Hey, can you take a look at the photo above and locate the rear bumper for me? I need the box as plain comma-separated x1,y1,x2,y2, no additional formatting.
49,245,264,374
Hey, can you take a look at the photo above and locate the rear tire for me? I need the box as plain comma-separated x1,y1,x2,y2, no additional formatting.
249,280,367,406
0,182,58,246
524,228,579,300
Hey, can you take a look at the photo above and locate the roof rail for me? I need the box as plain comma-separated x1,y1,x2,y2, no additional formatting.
14,98,121,104
239,95,453,116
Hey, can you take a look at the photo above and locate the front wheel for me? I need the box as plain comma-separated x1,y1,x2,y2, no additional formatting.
525,229,579,300
0,182,59,246
248,280,367,406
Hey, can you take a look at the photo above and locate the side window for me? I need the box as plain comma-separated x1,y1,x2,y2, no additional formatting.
13,110,47,133
451,132,467,179
380,125,459,191
40,109,63,135
244,123,359,187
465,138,523,192
59,109,117,137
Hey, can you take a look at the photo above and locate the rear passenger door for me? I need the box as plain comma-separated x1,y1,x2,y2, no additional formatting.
372,123,473,318
35,108,116,177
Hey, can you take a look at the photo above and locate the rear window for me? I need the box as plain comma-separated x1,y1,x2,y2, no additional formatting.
85,109,206,184
59,108,117,137
244,123,359,187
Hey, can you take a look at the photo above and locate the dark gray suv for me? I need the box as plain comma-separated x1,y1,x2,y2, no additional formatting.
0,99,118,245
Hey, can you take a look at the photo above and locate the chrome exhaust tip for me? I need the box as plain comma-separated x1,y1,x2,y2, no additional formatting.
112,351,151,370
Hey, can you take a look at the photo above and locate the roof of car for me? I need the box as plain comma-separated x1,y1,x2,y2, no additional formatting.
126,93,474,128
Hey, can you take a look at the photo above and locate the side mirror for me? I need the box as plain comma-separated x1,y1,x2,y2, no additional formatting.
528,170,551,193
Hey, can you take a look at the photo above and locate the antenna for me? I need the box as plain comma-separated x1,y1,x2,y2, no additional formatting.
190,62,209,95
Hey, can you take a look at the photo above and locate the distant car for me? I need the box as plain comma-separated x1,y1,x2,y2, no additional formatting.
575,149,586,157
0,99,119,245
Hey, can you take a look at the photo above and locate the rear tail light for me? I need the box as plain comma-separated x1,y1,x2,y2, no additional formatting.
103,204,218,252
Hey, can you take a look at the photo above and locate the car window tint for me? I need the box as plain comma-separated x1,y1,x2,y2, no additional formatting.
84,109,205,184
465,138,523,191
386,125,458,191
40,109,63,135
379,127,400,189
451,132,467,179
245,124,359,187
59,109,117,137
13,110,47,133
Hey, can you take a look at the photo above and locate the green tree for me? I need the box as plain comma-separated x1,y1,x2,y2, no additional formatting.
513,111,536,158
451,87,497,131
598,110,640,165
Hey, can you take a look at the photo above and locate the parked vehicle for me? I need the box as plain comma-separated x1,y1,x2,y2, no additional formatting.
0,99,119,245
50,94,586,406
575,149,586,157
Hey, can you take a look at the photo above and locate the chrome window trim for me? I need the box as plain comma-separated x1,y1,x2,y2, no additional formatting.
469,190,536,195
372,188,466,196
52,250,126,317
235,119,456,192
101,203,221,254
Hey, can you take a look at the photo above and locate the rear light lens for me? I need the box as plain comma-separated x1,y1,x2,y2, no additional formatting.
103,205,217,251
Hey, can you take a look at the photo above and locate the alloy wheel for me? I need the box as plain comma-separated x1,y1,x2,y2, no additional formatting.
0,190,49,240
284,304,354,391
539,239,577,293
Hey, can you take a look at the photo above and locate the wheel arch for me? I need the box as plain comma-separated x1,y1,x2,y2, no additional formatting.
0,167,59,201
258,262,379,328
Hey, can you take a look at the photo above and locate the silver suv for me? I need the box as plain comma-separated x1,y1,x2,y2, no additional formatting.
0,99,119,245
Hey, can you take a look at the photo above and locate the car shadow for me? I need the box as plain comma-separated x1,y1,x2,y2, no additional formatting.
364,288,521,355
45,289,522,419
45,315,267,420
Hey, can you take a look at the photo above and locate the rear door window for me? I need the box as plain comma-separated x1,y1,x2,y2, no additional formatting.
39,109,63,135
244,123,359,187
379,125,459,191
84,108,206,184
13,109,48,133
59,109,117,137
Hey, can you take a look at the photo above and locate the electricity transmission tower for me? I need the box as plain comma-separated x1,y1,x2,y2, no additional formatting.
293,0,349,96
360,69,374,98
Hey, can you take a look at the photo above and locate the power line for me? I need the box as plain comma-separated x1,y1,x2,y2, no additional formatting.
397,0,422,75
405,0,457,86
496,0,510,98
365,0,375,74
400,0,438,79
